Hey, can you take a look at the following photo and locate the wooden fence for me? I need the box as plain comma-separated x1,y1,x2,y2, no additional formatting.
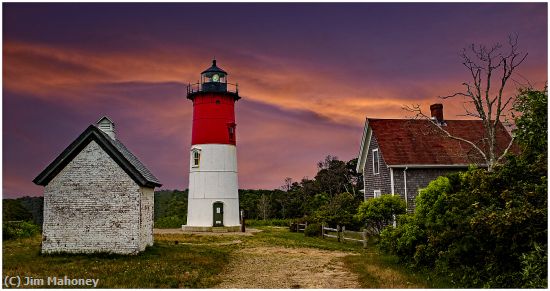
297,222,308,232
321,223,368,248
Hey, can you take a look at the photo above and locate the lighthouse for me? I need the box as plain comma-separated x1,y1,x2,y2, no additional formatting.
183,60,241,232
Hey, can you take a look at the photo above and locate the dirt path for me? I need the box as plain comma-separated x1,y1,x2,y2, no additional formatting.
216,246,361,288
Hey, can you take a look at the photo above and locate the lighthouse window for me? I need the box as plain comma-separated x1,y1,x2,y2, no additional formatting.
228,126,235,141
192,149,201,168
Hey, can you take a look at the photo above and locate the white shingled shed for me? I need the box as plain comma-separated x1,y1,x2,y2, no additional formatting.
33,117,162,254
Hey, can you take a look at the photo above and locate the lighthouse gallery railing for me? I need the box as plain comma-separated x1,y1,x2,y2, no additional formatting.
186,82,239,95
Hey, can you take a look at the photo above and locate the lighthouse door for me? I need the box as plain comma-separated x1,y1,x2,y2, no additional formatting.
213,202,224,227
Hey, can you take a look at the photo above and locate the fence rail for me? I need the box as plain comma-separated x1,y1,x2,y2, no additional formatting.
321,223,368,248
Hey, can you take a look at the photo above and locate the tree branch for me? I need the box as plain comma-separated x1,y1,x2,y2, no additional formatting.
406,35,526,171
403,106,488,162
497,136,516,163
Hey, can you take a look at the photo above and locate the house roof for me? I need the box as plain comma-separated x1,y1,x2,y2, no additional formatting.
33,124,162,188
357,118,517,170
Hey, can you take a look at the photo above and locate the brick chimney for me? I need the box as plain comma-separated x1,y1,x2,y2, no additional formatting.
430,103,444,123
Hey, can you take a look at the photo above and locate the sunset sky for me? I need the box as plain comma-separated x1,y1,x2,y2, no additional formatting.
3,3,547,198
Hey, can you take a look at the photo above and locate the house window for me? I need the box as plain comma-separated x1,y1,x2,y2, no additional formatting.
373,149,380,175
191,149,201,168
374,189,381,198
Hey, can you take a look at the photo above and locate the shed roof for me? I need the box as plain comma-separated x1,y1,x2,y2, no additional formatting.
33,124,161,188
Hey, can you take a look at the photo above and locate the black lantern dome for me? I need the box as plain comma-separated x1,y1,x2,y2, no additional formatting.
201,59,227,92
187,59,240,101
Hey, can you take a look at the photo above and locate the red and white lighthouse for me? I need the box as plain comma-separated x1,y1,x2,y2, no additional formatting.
183,60,241,231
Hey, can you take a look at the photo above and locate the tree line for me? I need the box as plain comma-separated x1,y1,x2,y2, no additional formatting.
4,156,363,230
240,156,363,224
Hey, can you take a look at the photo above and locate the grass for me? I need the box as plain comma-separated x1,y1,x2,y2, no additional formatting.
244,218,292,227
3,226,451,288
342,248,453,288
244,226,362,252
3,235,230,288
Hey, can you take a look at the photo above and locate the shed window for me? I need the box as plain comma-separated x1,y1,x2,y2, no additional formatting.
374,189,381,198
191,149,201,168
373,149,380,175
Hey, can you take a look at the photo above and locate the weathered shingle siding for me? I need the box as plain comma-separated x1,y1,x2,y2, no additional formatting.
42,141,153,254
363,134,392,200
393,168,463,212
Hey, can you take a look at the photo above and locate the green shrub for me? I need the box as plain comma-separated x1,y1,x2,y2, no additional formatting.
310,192,360,229
378,159,547,287
154,215,186,229
520,243,548,288
304,223,322,237
378,214,427,265
3,221,40,240
355,194,406,234
379,225,399,254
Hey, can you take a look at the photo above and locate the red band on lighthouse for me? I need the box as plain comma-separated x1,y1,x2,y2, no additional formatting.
191,93,236,145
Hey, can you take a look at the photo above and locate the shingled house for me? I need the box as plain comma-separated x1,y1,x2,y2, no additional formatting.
33,117,161,254
356,104,514,212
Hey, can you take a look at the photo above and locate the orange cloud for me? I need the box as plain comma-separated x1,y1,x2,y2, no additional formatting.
6,39,544,134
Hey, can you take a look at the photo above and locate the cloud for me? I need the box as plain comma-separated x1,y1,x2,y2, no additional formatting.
5,38,546,129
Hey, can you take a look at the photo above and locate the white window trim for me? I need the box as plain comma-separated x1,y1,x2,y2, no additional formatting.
372,148,380,175
191,149,201,168
390,168,395,194
373,189,381,198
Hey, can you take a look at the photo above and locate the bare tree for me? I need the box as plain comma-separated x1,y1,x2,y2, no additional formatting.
405,34,527,171
257,194,271,220
281,177,293,192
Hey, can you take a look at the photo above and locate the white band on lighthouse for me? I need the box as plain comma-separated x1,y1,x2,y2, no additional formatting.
186,144,240,227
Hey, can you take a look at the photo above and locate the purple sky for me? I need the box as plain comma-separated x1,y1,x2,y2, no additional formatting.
3,3,547,198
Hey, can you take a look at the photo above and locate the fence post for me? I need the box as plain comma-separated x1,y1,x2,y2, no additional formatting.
240,209,245,233
362,228,367,249
321,222,325,239
337,225,341,242
342,226,346,243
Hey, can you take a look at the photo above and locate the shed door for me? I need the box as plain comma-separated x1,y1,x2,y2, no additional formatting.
213,202,224,227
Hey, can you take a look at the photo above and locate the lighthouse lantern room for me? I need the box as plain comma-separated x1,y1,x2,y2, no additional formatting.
183,60,241,232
